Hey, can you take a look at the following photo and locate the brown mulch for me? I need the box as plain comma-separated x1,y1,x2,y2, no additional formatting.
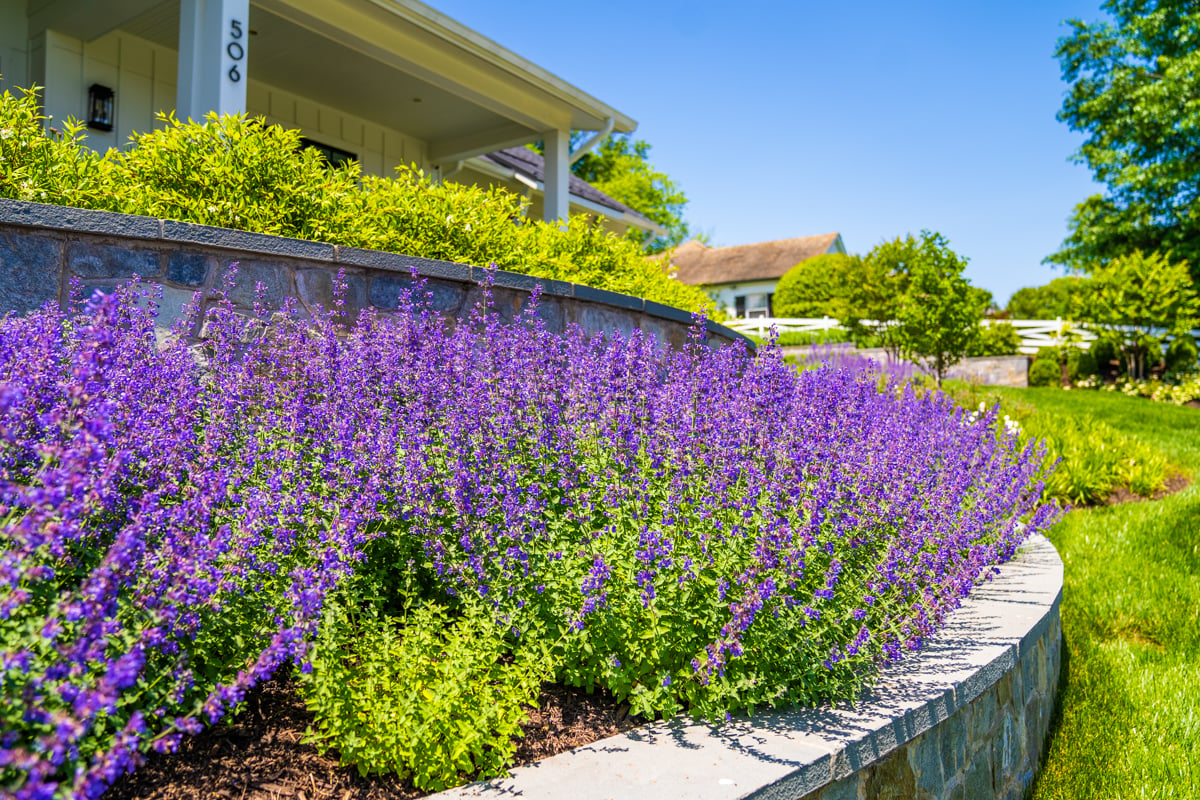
1105,470,1192,506
105,677,638,800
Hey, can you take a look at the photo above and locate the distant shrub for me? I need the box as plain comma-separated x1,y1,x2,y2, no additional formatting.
0,86,711,314
969,322,1022,357
949,387,1170,505
745,328,853,347
773,253,863,319
1030,346,1098,386
1029,358,1060,387
1164,335,1199,378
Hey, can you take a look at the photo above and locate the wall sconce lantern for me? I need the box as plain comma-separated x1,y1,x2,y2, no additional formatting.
87,84,114,131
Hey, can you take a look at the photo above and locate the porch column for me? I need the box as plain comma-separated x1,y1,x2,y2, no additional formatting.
542,128,570,224
176,0,249,120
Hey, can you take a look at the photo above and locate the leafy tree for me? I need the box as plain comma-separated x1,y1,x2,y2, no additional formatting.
536,133,693,253
1050,1,1200,276
1006,276,1083,319
772,253,865,319
849,232,985,386
1073,250,1200,378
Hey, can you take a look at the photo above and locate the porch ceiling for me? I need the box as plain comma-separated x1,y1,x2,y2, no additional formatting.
34,0,638,163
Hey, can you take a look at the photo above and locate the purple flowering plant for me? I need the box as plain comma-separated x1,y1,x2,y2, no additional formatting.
0,269,1060,797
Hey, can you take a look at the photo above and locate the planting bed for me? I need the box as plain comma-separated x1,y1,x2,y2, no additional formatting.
0,272,1060,798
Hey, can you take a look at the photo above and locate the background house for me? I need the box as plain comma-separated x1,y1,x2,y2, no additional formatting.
0,0,660,237
669,233,846,319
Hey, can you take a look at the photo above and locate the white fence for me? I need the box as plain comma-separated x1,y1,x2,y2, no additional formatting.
725,317,1110,356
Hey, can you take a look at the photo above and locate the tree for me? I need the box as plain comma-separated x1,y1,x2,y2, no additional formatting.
1073,250,1200,378
1050,1,1200,276
1006,276,1083,319
772,253,865,319
534,133,693,253
850,232,985,386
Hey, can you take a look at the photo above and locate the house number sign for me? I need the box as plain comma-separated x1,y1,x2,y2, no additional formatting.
227,19,245,82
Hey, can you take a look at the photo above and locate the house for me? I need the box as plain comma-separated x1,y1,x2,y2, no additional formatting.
668,233,846,319
0,0,660,237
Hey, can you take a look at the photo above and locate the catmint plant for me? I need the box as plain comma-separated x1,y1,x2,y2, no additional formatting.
0,271,1059,797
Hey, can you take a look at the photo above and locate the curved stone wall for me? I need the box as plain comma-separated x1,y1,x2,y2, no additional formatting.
434,535,1063,800
0,198,748,350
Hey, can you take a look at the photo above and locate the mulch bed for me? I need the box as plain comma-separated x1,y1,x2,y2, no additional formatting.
1105,471,1192,506
105,676,637,800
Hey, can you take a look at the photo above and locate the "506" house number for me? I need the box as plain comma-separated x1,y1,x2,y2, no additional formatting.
227,19,245,82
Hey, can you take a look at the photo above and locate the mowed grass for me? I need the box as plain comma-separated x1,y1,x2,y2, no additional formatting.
988,388,1200,798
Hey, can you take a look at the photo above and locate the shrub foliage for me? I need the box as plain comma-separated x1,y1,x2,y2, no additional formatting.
0,86,710,314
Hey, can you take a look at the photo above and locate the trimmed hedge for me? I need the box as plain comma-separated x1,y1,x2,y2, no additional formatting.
0,85,713,314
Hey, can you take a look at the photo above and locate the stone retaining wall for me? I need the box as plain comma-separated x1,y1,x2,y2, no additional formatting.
0,198,747,350
435,535,1063,800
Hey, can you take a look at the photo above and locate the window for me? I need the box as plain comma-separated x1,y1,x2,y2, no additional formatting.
734,293,772,318
300,137,357,167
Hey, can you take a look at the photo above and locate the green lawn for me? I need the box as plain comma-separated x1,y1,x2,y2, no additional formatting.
990,388,1200,798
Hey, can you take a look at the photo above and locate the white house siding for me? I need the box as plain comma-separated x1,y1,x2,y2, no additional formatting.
31,28,178,152
248,81,429,177
28,27,431,176
706,279,780,319
0,3,28,94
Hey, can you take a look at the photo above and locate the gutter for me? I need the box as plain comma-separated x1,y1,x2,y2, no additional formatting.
460,156,665,237
569,117,614,166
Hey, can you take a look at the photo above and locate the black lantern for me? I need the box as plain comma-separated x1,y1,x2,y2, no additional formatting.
87,84,114,131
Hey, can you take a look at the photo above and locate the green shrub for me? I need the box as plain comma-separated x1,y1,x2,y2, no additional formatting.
1164,335,1198,377
300,601,546,792
1074,348,1099,379
950,387,1171,505
773,253,863,319
1029,358,1060,387
745,328,853,347
1089,337,1120,377
0,87,713,314
1029,345,1098,385
0,85,106,208
969,322,1022,357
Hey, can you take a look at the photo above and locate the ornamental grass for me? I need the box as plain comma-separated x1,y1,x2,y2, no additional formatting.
0,273,1060,797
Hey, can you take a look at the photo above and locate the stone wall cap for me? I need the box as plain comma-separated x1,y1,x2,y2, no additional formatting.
431,535,1062,800
0,198,160,239
161,220,336,261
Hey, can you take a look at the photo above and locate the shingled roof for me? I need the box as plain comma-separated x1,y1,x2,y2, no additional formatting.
669,233,844,286
481,147,654,224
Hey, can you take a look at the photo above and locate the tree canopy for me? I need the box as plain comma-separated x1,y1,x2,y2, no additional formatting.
534,133,694,253
1051,0,1200,275
848,232,985,386
1006,276,1083,319
1073,250,1200,378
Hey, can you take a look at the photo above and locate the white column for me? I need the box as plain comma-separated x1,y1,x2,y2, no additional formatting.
176,0,249,120
542,128,570,224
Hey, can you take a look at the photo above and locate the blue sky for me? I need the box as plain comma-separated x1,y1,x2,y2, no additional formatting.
434,0,1108,306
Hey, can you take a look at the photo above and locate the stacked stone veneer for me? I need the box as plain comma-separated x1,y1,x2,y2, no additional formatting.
434,535,1063,800
0,198,747,350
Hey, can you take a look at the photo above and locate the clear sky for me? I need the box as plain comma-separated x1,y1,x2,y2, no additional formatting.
432,0,1108,306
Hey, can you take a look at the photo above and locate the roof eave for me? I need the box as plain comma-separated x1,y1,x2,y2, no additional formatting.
372,0,637,133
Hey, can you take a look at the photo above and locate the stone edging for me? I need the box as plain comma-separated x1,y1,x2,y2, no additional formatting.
433,535,1063,800
0,198,749,348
